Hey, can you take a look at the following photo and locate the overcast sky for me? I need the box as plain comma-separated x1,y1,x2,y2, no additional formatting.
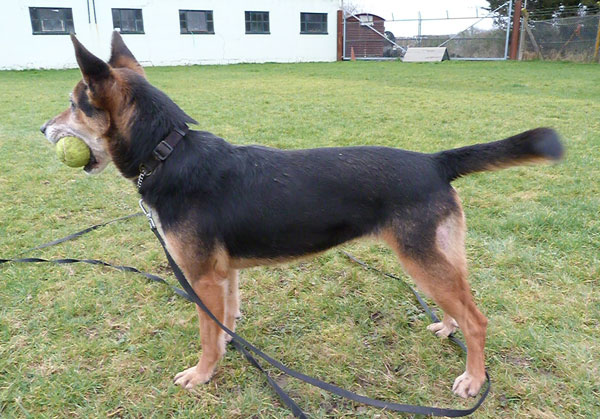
345,0,504,36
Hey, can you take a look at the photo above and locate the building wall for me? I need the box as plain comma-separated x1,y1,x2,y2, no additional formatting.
344,15,386,58
0,0,340,69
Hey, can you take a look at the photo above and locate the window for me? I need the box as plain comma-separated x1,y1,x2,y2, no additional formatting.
112,8,144,34
29,7,74,35
359,15,374,26
180,10,214,34
245,11,269,34
300,13,327,34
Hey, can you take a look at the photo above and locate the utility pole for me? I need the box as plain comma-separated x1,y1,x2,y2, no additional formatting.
518,1,527,60
509,0,523,59
595,1,600,62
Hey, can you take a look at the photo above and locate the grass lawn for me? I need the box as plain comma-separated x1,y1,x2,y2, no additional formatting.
0,60,598,417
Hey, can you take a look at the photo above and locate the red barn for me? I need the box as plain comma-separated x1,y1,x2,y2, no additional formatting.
344,13,386,58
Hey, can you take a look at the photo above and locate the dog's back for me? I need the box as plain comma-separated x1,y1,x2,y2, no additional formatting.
144,127,562,264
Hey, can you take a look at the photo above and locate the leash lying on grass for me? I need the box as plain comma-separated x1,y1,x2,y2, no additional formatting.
1,213,490,417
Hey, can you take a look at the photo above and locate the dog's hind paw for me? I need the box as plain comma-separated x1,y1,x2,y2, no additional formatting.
452,371,485,398
173,365,212,389
427,319,458,338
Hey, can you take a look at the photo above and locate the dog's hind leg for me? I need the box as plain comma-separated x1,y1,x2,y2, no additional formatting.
382,204,487,398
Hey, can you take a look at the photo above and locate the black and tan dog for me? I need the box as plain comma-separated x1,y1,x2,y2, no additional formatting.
41,33,563,398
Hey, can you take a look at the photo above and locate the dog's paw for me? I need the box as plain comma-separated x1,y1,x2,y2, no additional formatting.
427,319,458,338
173,366,212,390
452,371,485,398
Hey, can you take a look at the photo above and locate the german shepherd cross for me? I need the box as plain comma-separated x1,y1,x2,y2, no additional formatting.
41,32,563,398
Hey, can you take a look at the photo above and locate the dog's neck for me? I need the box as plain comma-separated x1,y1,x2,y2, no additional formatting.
107,78,196,180
136,125,189,190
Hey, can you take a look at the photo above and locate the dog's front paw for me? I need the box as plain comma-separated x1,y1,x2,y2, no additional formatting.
452,371,485,398
427,319,458,338
173,365,212,389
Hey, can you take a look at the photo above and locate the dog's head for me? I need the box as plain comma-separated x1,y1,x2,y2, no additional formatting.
40,32,146,174
41,32,194,177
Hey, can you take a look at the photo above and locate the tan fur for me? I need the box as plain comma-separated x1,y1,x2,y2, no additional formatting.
482,155,550,172
110,55,146,78
164,230,233,387
380,208,488,398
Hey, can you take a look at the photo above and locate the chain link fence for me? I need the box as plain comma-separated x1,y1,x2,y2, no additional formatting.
342,2,600,62
521,10,600,62
343,2,513,60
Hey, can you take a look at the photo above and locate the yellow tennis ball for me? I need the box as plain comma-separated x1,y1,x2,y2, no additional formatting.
55,137,90,168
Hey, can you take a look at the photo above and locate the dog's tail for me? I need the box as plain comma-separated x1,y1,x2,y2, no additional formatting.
434,127,564,182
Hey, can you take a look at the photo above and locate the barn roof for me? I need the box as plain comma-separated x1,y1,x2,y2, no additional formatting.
346,13,385,22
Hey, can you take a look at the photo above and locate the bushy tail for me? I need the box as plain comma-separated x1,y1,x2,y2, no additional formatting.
434,128,564,182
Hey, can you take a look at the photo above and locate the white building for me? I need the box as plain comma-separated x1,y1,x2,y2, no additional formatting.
0,0,341,69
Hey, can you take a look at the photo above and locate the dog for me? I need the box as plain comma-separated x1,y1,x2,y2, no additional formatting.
41,32,563,399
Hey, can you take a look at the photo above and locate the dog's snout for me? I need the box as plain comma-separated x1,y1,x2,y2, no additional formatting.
40,122,48,134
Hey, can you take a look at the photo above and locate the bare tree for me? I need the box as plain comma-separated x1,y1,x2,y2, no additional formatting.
341,1,363,17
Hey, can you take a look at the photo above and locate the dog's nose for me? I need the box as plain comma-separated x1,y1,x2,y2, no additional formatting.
40,122,47,134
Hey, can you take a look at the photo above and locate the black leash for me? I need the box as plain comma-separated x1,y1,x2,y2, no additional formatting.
341,251,469,352
19,213,142,255
1,215,306,417
0,254,192,303
138,200,491,417
2,213,490,417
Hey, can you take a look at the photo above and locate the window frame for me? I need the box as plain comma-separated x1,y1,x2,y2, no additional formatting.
112,8,145,35
245,11,270,34
29,7,74,35
300,12,328,35
179,9,215,34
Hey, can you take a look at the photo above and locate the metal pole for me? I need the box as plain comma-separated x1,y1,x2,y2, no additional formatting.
418,11,422,46
504,0,514,59
343,10,347,59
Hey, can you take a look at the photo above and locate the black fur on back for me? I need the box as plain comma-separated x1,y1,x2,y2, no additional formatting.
121,77,563,261
141,137,456,260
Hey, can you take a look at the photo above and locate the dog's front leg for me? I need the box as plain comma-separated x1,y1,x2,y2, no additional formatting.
174,270,228,389
224,269,240,343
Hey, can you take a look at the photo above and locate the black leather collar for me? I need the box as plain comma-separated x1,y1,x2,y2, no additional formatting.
139,125,189,176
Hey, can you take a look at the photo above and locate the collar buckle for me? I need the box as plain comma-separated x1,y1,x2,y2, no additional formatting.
153,141,174,161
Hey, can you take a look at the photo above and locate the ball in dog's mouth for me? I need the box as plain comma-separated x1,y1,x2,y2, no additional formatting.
83,151,98,173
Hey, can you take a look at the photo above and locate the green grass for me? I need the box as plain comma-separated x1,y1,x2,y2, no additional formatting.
1,60,599,417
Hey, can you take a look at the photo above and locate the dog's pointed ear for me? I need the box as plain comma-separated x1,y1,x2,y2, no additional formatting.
71,34,112,93
108,31,146,78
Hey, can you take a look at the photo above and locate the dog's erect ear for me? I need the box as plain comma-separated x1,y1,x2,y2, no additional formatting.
108,31,145,77
71,34,112,94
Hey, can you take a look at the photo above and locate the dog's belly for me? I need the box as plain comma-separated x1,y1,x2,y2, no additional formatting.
218,183,390,260
224,215,375,260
